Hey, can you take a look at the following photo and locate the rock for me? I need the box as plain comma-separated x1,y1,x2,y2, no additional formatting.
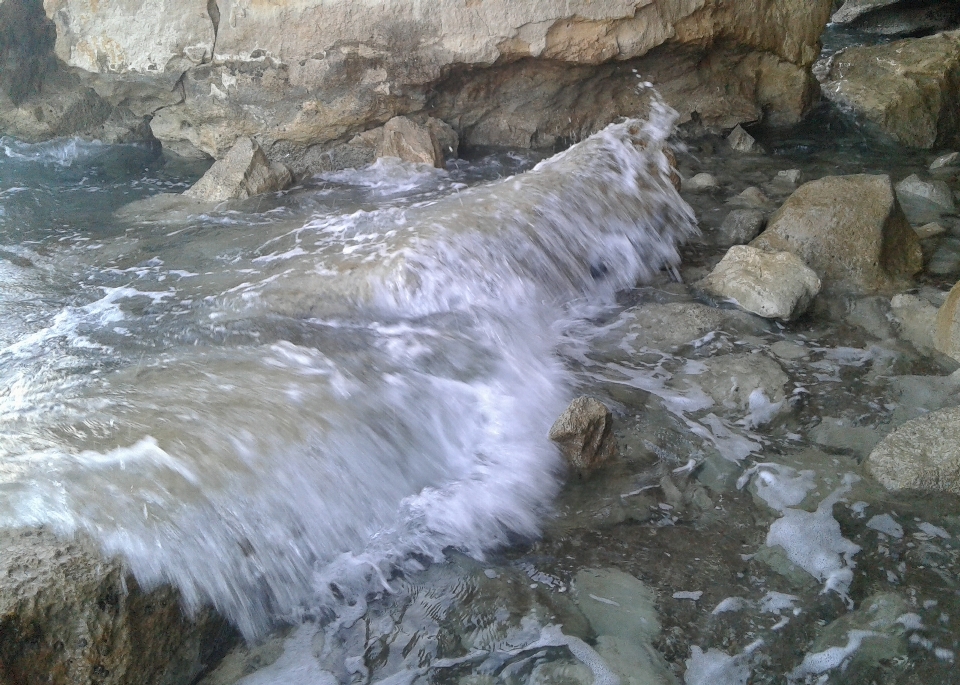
726,186,770,208
813,417,883,457
776,168,803,185
821,31,960,149
751,174,923,292
935,280,960,361
833,0,960,37
3,0,834,162
832,0,901,24
681,352,789,411
895,173,956,213
915,221,947,239
867,406,960,493
891,293,939,350
931,151,960,170
717,209,766,246
685,173,720,192
770,340,810,360
699,245,820,320
374,116,444,167
928,237,960,275
0,527,235,685
548,397,618,476
183,138,293,202
727,124,760,152
594,302,727,353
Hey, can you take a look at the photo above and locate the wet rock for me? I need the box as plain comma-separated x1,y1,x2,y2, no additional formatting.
0,527,235,685
717,209,766,246
726,186,770,208
867,406,960,493
931,151,960,170
935,280,960,361
698,245,821,321
776,169,803,185
549,397,618,476
373,116,445,168
896,173,956,213
770,340,810,360
812,417,883,457
685,173,720,192
727,125,760,153
593,301,727,353
891,293,938,350
832,0,901,24
834,0,960,37
821,31,960,149
183,138,293,202
682,352,789,411
751,174,923,292
916,221,948,239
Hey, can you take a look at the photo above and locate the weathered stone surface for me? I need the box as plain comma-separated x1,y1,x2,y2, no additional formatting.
549,396,618,476
833,0,960,37
184,137,293,201
1,0,833,165
726,186,770,208
682,352,789,411
915,221,947,239
375,116,444,167
821,31,960,149
0,527,235,685
699,245,821,320
896,173,956,213
727,124,759,153
751,174,923,292
890,293,939,350
931,151,960,170
684,172,719,192
935,280,960,361
717,209,765,246
867,406,960,493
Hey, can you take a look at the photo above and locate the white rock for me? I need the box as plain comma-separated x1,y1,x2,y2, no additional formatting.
890,293,938,350
776,169,803,184
685,173,720,192
930,151,960,170
727,124,759,153
183,137,292,201
896,173,956,213
698,245,821,320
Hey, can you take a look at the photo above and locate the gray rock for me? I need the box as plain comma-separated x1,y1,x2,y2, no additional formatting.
699,245,821,320
935,280,960,362
548,397,618,476
775,168,803,185
890,293,938,351
685,172,720,192
770,340,810,360
832,0,900,24
727,124,760,153
928,238,960,275
751,174,922,293
726,186,770,208
717,209,766,245
0,527,235,685
895,173,956,213
812,417,883,457
915,221,947,240
593,301,728,353
868,406,960,493
931,151,960,170
681,352,789,411
183,138,293,202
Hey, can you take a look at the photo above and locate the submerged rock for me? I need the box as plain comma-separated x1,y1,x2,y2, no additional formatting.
727,125,760,153
685,173,720,192
698,245,820,320
0,528,235,685
935,280,960,361
868,406,960,493
549,397,618,477
821,31,960,149
717,209,766,246
681,352,789,412
184,138,293,201
593,302,727,354
751,174,922,292
896,173,956,214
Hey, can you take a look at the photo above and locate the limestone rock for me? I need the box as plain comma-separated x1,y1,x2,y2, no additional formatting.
935,280,960,362
184,138,293,202
0,527,235,685
751,174,923,292
717,209,766,246
832,0,901,24
549,396,618,476
833,0,960,37
867,406,960,493
684,173,720,192
375,116,444,167
891,293,939,351
727,124,759,153
821,31,960,149
699,245,821,320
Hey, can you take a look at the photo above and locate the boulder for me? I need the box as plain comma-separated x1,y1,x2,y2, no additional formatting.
375,116,444,167
682,352,789,412
867,406,960,494
895,173,956,213
821,31,960,149
890,293,939,350
549,396,618,476
727,124,760,153
750,174,923,292
0,527,235,685
2,0,834,164
183,138,293,202
594,302,727,353
698,245,821,320
717,209,766,246
684,173,720,192
935,280,960,361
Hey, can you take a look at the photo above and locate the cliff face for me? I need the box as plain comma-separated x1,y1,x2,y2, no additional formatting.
3,0,833,169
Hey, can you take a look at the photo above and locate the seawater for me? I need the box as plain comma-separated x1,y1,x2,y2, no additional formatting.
0,104,694,640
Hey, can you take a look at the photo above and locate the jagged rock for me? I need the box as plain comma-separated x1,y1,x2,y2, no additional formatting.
717,209,766,246
0,527,236,685
375,116,444,167
727,124,760,152
699,245,821,320
183,138,293,202
833,0,960,36
890,293,939,350
931,151,960,170
549,396,618,476
751,174,923,292
776,169,802,185
832,0,901,24
4,0,834,162
684,173,720,192
868,406,960,493
935,280,960,361
821,31,960,149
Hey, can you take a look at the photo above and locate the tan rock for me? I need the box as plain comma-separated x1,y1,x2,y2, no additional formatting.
699,245,821,321
549,396,618,476
868,407,960,494
376,116,443,167
727,124,759,153
935,281,960,362
821,31,960,149
751,174,922,292
183,138,293,202
890,293,938,351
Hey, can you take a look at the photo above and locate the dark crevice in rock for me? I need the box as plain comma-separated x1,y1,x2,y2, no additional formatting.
0,0,57,105
206,0,221,63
